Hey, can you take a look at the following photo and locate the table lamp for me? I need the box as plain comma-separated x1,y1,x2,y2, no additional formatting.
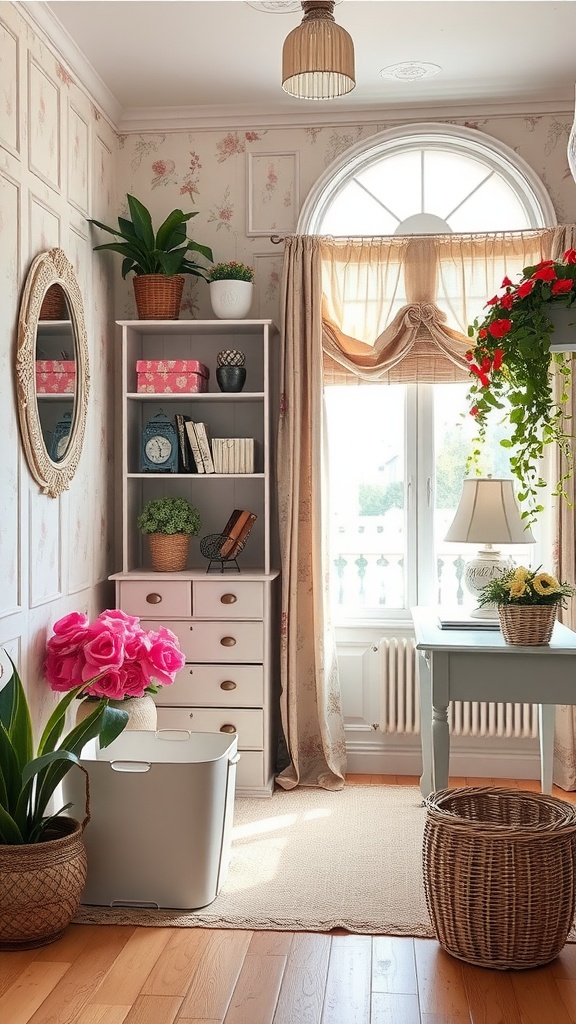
444,477,535,617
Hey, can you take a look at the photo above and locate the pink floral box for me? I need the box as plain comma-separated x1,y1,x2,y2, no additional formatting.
35,360,76,394
136,359,209,394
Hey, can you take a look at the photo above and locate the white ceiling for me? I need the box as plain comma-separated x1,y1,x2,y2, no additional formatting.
26,0,576,128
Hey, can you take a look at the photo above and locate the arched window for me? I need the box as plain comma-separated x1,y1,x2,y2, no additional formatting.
299,124,553,620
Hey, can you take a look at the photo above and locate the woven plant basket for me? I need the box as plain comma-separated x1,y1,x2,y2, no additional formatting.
498,604,557,645
76,693,157,730
39,284,67,320
133,274,184,320
0,817,87,950
423,787,576,970
148,532,190,572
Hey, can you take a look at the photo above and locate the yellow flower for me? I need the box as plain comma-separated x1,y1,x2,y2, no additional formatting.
512,566,530,581
533,573,560,596
509,580,528,599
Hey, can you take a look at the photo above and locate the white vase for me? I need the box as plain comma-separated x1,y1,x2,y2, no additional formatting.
209,280,253,320
75,694,157,731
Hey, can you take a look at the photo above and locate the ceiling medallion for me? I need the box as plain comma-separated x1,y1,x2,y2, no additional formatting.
246,2,304,12
380,62,442,82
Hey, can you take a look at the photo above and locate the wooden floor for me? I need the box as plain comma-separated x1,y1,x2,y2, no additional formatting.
3,775,576,1024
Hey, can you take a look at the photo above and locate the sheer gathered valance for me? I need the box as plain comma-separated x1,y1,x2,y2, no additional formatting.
318,227,572,384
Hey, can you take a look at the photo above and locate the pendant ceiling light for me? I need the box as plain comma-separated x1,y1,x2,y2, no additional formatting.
282,0,355,100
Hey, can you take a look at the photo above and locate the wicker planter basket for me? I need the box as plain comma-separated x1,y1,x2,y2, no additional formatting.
498,604,557,645
0,817,87,950
423,787,576,970
147,532,190,572
133,274,184,320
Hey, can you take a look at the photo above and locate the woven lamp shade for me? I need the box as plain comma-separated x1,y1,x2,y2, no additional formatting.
282,1,355,100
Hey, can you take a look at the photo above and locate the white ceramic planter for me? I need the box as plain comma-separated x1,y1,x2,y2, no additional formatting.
209,280,253,320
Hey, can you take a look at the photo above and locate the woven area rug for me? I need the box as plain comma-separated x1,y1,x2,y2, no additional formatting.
73,785,433,935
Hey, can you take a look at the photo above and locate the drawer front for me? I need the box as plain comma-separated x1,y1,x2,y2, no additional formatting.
118,581,191,618
193,580,264,619
141,619,264,663
156,706,264,749
236,751,267,791
155,664,264,707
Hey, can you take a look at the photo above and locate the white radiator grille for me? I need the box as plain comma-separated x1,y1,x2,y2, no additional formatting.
378,637,538,739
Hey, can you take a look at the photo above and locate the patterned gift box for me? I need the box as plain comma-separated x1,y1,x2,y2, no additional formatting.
35,360,76,394
136,359,209,394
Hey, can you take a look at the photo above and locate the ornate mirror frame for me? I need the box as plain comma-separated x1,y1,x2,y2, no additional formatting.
16,248,90,497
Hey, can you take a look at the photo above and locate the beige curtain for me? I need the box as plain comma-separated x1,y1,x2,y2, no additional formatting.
277,226,571,790
551,226,576,789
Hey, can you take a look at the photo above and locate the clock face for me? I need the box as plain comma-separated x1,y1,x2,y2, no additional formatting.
145,434,173,464
56,434,70,459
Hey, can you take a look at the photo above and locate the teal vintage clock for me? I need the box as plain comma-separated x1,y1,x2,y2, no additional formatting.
48,410,73,463
141,410,178,472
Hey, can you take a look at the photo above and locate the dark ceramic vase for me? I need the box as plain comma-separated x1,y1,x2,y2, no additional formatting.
216,366,247,392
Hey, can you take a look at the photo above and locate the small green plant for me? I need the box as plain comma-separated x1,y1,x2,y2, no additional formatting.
88,194,213,279
137,497,201,535
0,654,128,844
208,260,254,283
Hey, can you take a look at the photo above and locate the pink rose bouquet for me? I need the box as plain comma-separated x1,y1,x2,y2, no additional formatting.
45,609,185,700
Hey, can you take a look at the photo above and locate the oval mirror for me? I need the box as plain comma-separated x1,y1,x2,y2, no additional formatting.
16,248,90,497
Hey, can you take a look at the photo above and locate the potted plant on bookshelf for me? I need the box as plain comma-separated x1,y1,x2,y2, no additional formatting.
208,261,254,320
0,647,128,949
88,194,214,320
137,496,202,572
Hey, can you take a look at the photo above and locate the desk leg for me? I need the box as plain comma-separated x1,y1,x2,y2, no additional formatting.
418,651,433,798
432,705,450,792
538,704,555,794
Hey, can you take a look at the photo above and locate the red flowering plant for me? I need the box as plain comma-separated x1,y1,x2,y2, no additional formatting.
466,249,576,527
45,609,185,703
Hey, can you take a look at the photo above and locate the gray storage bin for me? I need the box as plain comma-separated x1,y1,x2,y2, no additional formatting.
64,730,239,910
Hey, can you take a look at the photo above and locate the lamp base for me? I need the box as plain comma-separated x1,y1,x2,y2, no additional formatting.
469,604,499,620
463,547,512,618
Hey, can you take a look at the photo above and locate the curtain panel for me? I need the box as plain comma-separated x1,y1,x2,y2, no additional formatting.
277,225,575,790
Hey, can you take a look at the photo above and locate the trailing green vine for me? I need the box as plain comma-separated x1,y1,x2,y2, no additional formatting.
466,250,576,527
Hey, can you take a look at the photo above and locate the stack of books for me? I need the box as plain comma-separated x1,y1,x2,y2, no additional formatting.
219,509,258,559
174,416,255,474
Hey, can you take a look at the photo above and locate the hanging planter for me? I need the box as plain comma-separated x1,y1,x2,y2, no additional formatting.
466,249,576,527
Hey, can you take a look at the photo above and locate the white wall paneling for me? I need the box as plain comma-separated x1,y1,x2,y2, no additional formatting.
0,18,19,157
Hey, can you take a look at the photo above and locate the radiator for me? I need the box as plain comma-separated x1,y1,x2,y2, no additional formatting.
378,637,538,739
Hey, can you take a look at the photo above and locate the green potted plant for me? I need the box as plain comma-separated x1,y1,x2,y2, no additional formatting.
88,194,214,320
466,248,576,527
0,650,128,949
208,260,254,320
137,496,202,572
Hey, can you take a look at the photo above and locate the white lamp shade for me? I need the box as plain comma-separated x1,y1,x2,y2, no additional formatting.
444,478,535,546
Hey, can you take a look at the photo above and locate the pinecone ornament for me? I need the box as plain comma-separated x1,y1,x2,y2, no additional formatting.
217,349,245,367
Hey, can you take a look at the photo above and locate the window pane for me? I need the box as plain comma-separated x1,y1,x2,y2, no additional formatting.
325,385,407,614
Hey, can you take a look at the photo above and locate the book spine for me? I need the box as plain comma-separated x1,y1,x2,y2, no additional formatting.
227,512,257,559
194,422,215,473
185,421,205,473
174,414,190,472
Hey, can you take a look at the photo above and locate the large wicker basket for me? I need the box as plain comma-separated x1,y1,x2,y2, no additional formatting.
133,274,184,319
423,787,576,970
39,283,67,320
498,604,557,645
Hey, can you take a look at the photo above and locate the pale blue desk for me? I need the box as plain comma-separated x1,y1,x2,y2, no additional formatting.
411,606,576,797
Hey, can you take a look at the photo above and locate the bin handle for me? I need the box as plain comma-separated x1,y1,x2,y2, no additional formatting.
109,760,152,773
155,729,192,741
229,752,241,766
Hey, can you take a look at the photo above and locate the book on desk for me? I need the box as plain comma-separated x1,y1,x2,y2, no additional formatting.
438,611,499,630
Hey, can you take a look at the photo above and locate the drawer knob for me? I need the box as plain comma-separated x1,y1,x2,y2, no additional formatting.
220,636,236,647
220,593,237,604
220,679,237,691
146,593,162,604
220,723,237,734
